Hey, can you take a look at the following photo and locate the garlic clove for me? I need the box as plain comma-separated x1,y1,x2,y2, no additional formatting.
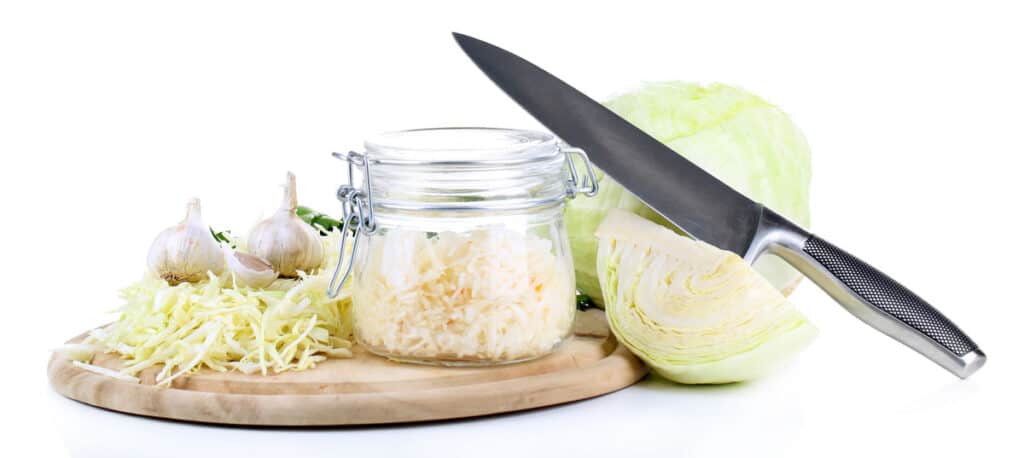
247,172,325,278
224,247,278,289
147,198,226,285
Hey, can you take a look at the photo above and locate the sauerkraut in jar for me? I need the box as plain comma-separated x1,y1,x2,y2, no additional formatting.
330,128,598,365
354,227,575,363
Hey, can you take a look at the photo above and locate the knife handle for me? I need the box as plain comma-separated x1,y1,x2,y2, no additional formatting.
752,208,986,379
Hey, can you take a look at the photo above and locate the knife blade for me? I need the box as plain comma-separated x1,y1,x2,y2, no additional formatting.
453,32,986,379
453,34,760,256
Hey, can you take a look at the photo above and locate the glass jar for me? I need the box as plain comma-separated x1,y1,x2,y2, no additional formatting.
328,127,598,366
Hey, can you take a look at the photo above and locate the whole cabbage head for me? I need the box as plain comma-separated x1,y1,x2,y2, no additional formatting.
567,82,812,305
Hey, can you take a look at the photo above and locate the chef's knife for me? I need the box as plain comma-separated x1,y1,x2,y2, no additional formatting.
453,32,986,379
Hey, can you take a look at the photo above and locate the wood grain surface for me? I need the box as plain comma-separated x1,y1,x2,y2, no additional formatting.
48,309,647,426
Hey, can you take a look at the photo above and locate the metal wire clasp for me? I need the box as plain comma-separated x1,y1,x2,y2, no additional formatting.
327,151,376,298
562,146,599,199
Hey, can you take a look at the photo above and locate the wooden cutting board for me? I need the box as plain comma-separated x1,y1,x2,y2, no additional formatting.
48,309,647,426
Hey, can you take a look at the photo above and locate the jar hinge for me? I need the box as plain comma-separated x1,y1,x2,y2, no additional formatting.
327,151,377,298
562,145,600,199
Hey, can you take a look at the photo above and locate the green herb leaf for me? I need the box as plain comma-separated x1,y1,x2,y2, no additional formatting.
575,293,594,311
296,205,344,236
209,228,236,248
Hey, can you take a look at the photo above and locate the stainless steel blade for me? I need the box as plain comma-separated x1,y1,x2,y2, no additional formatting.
453,33,763,256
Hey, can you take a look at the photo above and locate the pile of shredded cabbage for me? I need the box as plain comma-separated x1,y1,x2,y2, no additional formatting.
60,231,353,387
353,229,575,363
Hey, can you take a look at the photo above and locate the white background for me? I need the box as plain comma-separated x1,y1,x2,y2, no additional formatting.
2,1,1021,456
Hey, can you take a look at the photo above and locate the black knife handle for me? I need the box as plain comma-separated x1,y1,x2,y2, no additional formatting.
804,236,978,355
755,209,986,378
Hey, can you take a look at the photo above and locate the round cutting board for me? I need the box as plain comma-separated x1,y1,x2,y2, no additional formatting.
48,309,646,426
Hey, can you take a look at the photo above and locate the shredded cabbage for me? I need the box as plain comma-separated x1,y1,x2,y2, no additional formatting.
62,231,354,387
72,361,141,383
353,228,575,363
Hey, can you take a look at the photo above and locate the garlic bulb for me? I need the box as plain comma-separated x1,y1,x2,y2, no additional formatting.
224,247,278,289
248,172,324,277
147,198,226,284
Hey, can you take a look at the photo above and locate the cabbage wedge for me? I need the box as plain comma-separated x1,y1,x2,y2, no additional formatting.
596,209,817,384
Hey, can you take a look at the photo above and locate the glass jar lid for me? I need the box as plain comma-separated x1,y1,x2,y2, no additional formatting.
365,127,559,166
363,127,573,212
